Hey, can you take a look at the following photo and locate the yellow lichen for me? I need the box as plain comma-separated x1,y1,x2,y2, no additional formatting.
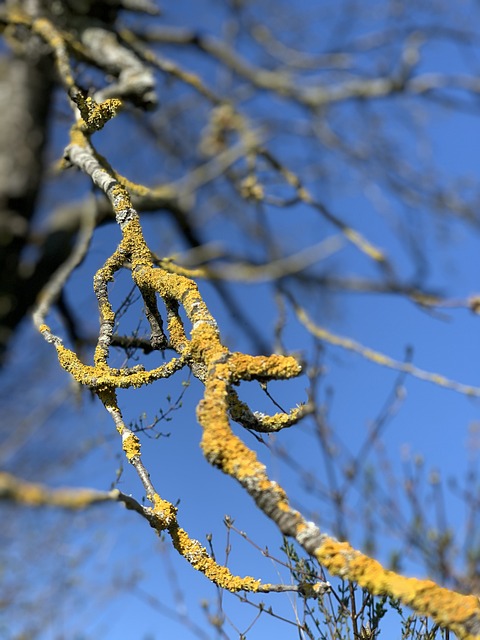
32,75,480,634
69,125,89,149
84,97,122,131
122,432,141,460
151,493,178,527
314,536,480,636
123,219,153,266
201,426,265,480
198,376,267,480
0,472,115,509
169,525,261,592
231,353,302,380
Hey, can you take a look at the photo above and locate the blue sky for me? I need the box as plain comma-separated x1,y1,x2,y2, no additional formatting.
3,1,480,638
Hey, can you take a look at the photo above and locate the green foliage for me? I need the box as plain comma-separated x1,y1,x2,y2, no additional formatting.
279,539,453,640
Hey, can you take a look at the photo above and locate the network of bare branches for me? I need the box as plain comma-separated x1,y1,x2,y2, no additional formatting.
2,1,480,638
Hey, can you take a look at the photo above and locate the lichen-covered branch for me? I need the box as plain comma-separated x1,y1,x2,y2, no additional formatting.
288,293,480,397
8,2,479,636
34,114,480,635
0,471,131,510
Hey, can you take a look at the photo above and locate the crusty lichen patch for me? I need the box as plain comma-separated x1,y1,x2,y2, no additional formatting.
31,64,480,634
313,537,480,637
169,524,261,592
146,493,263,591
0,472,115,509
122,432,141,460
151,493,178,528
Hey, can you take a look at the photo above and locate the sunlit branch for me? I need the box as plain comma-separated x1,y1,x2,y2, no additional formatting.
0,471,133,510
13,4,480,636
288,293,480,397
